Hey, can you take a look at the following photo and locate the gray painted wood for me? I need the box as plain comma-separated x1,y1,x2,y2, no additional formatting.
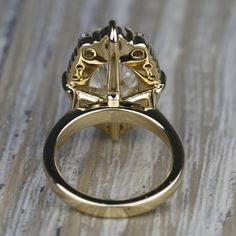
0,0,236,235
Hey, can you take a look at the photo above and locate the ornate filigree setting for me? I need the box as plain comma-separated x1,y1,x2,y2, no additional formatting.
61,20,166,139
62,20,166,111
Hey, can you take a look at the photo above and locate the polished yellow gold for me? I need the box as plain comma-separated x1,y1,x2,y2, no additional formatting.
44,20,184,218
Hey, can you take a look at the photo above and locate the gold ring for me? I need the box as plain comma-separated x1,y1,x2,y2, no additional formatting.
43,20,184,218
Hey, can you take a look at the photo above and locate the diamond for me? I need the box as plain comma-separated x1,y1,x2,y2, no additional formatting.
89,65,108,98
89,64,138,98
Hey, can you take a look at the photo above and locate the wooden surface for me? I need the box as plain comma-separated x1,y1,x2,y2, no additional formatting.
0,0,236,235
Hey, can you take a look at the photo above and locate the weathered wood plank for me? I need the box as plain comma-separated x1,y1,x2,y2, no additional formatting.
0,0,235,235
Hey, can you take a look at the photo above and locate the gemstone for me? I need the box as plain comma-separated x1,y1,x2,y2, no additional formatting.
89,65,108,98
89,64,138,98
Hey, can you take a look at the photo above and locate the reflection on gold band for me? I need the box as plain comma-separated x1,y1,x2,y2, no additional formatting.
44,108,184,218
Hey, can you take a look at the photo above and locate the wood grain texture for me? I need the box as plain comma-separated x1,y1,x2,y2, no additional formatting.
0,0,236,235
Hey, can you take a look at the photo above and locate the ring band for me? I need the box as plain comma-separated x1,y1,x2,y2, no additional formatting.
43,20,184,218
44,107,184,218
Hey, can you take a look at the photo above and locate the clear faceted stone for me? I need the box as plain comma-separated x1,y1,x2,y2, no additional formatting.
120,65,138,97
89,65,108,98
89,64,138,98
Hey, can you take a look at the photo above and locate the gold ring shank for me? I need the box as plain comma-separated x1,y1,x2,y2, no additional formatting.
43,107,184,218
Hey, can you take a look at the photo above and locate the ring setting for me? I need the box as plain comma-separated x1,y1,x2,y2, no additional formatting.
43,20,184,218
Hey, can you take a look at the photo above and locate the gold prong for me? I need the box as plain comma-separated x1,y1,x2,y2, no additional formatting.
107,20,120,107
